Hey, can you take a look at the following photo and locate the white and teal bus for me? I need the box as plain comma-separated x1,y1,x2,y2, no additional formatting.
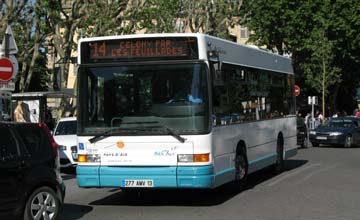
76,33,297,189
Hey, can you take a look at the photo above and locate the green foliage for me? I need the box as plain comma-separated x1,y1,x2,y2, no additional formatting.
29,53,50,91
242,0,360,112
131,0,243,40
129,0,183,33
81,0,132,37
301,29,341,96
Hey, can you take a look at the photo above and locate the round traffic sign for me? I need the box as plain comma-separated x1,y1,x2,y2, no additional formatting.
0,57,14,81
9,55,18,79
294,85,300,97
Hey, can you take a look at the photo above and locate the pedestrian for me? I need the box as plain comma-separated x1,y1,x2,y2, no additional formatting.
45,109,54,131
14,101,25,122
353,108,359,116
316,110,324,123
355,109,360,117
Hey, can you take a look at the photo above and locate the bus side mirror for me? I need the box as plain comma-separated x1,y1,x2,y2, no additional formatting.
212,62,224,86
208,49,223,85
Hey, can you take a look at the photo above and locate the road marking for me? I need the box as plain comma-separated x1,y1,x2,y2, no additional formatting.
267,163,321,187
296,163,340,184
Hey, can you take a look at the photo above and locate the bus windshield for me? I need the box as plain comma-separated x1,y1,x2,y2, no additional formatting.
78,63,209,136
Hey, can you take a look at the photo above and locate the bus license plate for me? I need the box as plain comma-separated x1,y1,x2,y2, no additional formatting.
121,180,154,188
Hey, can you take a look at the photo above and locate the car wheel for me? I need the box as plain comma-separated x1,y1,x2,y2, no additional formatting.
234,152,248,188
24,186,60,220
344,135,352,148
311,142,319,147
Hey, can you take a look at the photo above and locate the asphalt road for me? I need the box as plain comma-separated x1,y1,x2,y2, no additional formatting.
59,145,360,220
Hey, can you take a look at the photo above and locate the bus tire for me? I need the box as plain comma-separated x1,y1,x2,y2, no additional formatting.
273,137,284,174
234,149,248,189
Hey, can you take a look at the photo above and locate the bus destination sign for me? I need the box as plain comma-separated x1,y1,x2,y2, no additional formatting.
82,37,198,63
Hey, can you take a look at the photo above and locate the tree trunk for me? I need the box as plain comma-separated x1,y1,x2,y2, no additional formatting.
322,51,326,120
23,41,40,92
330,84,340,115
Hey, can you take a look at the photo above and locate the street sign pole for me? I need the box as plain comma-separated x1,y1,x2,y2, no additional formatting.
0,25,18,121
4,31,9,58
311,98,314,129
308,96,318,130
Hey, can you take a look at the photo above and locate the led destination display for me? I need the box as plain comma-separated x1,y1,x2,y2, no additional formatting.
81,37,198,63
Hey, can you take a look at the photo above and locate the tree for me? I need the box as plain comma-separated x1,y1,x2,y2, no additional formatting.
81,0,135,37
21,0,53,91
44,0,87,90
301,28,341,118
29,54,51,91
129,0,183,33
0,0,27,35
182,0,244,39
241,0,360,115
131,0,244,40
0,0,52,92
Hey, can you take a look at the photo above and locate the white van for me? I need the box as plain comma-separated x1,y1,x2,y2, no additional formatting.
53,117,77,168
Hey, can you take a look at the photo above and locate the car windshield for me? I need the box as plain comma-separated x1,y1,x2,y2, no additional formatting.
77,63,209,135
54,120,77,135
324,119,357,128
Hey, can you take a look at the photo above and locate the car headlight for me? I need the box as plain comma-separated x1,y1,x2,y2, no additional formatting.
310,131,316,135
329,132,343,136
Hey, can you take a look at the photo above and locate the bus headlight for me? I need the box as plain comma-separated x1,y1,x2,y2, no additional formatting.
78,154,101,163
178,154,193,162
178,154,210,162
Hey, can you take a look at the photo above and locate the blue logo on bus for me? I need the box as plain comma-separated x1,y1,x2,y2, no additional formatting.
79,143,84,150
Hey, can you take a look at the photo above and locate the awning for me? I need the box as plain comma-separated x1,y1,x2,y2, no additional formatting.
11,89,75,100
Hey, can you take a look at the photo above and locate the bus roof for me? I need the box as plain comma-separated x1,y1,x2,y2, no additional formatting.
78,33,293,74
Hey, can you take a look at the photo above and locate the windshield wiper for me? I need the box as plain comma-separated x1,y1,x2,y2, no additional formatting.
116,121,186,143
88,122,186,144
89,127,123,144
149,124,186,143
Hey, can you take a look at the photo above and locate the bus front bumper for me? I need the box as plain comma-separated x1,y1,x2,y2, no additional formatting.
76,165,215,189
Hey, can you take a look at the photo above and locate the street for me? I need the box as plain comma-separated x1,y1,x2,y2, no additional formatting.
60,146,360,220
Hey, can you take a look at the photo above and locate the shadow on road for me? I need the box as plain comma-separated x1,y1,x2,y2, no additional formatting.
313,145,359,149
61,173,76,181
246,159,307,187
88,159,307,207
58,203,93,220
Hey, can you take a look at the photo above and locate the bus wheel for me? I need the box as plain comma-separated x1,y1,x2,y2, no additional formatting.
234,152,248,188
273,139,284,174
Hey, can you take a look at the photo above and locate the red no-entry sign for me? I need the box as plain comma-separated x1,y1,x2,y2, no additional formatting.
294,85,300,97
0,57,14,81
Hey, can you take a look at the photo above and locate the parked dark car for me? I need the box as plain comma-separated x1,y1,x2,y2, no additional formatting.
297,116,308,148
309,117,360,147
0,122,65,220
